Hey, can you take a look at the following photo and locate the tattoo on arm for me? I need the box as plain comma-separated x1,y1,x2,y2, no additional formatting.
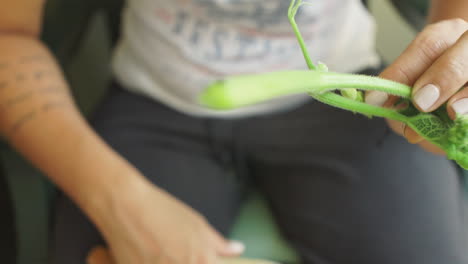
0,92,33,111
9,110,37,134
8,101,70,134
42,101,69,112
19,55,49,65
0,83,65,112
16,73,26,82
0,53,49,72
0,53,72,134
34,70,53,80
39,86,66,95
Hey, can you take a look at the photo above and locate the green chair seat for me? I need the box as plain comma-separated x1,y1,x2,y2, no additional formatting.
230,194,299,262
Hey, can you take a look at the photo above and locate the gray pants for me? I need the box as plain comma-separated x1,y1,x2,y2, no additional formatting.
53,72,468,263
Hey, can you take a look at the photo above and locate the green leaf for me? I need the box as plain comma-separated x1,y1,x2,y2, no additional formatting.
406,114,448,143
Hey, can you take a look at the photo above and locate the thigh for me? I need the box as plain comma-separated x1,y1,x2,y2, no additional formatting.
53,87,244,263
244,101,468,264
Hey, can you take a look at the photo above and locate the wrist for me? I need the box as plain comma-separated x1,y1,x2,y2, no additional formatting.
61,139,151,224
27,118,153,223
80,167,151,228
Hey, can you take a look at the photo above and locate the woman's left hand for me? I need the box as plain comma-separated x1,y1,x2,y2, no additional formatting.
86,247,278,264
366,18,468,154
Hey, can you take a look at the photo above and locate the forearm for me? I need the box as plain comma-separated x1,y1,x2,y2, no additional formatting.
0,34,146,217
429,0,468,23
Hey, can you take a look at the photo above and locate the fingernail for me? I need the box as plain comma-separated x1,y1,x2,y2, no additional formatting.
228,240,245,254
414,84,440,111
365,91,388,106
404,126,424,144
452,98,468,115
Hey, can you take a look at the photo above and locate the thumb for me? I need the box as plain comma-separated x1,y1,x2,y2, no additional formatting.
87,246,115,264
220,257,280,264
212,232,245,257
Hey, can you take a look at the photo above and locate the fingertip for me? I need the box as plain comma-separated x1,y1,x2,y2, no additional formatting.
418,140,446,155
386,119,405,137
404,127,424,144
219,240,245,257
220,257,281,264
365,91,388,106
450,97,468,119
228,241,245,255
412,84,440,112
87,246,113,264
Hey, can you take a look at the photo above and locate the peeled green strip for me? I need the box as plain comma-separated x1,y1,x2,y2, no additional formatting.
199,71,317,109
313,92,410,123
199,71,412,109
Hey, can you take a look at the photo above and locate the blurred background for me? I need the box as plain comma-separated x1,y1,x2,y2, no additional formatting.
68,0,420,115
1,0,429,263
370,0,417,63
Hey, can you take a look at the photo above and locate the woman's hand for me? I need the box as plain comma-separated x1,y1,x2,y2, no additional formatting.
366,19,468,154
86,176,244,264
87,248,275,264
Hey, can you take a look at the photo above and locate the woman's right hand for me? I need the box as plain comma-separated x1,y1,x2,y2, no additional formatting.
366,19,468,154
86,176,244,264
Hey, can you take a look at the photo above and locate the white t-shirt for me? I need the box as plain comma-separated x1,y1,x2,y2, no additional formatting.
112,0,380,117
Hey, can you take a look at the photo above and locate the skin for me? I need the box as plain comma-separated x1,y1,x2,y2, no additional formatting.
93,0,468,262
93,0,468,261
87,247,276,264
0,1,243,264
1,0,466,264
373,0,468,154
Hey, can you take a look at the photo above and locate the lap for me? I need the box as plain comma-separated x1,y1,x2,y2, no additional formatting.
53,80,468,264
89,88,245,231
52,87,244,263
243,101,468,263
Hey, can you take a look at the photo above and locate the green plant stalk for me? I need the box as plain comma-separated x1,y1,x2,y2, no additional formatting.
313,92,409,123
288,0,317,70
198,0,468,169
286,0,452,153
200,71,412,110
201,0,412,120
287,0,416,121
314,92,449,149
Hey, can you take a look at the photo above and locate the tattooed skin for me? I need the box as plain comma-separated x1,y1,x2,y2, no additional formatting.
0,54,71,135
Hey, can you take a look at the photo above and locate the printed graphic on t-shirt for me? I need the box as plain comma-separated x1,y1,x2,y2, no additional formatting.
150,0,336,75
113,0,378,116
